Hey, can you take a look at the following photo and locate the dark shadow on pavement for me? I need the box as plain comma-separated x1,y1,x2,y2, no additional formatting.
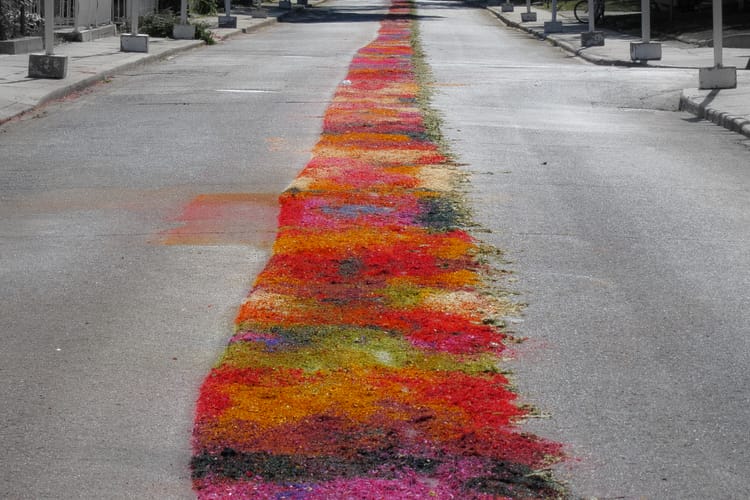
280,6,444,23
280,0,486,24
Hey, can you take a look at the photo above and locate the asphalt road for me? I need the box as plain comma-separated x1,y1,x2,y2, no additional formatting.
0,2,387,497
418,0,750,498
2,0,749,498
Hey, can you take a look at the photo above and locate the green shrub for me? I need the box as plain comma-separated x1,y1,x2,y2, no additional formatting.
193,21,216,44
138,9,178,38
191,0,217,15
0,0,42,40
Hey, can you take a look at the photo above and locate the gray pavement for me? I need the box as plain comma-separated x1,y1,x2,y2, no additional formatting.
0,4,297,125
1,2,749,137
487,5,750,138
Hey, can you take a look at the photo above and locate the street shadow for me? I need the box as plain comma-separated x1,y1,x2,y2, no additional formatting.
419,0,487,9
698,89,719,108
681,89,719,124
279,0,483,24
280,6,444,23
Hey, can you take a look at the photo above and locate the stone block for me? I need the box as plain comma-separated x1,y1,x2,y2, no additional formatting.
543,20,563,33
120,33,149,52
521,11,537,22
699,66,737,90
297,0,308,5
28,53,68,79
173,23,196,39
0,36,43,55
279,0,292,8
218,16,237,28
630,42,661,61
501,2,514,11
581,30,604,47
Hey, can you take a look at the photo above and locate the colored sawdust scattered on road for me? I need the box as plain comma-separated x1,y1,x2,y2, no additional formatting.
161,193,279,246
191,2,564,498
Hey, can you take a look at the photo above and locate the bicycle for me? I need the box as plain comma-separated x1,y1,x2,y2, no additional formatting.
574,0,605,25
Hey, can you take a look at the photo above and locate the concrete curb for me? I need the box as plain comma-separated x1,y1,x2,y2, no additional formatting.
679,91,750,139
486,5,750,140
218,10,294,41
486,8,641,67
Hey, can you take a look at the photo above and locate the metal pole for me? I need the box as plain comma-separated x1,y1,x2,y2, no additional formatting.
224,0,231,17
641,0,650,43
44,0,54,55
713,0,722,67
588,0,595,31
551,0,557,22
180,0,187,24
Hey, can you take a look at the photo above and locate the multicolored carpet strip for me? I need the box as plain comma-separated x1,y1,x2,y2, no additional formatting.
191,2,563,497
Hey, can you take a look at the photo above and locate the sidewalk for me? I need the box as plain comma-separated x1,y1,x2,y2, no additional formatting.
0,5,297,125
487,5,750,139
1,2,749,138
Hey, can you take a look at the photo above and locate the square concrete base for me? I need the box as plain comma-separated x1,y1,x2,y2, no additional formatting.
121,33,149,52
544,20,563,33
28,53,69,79
279,0,292,8
699,66,737,89
218,16,237,28
501,3,514,11
521,11,537,22
297,0,308,5
173,23,196,40
0,36,43,54
581,31,604,47
630,42,661,61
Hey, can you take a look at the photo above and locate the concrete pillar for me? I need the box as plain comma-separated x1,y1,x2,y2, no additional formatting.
544,0,563,33
630,0,662,61
173,0,196,39
521,0,536,21
581,0,604,47
28,0,69,78
219,0,237,27
121,0,149,52
699,0,737,89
